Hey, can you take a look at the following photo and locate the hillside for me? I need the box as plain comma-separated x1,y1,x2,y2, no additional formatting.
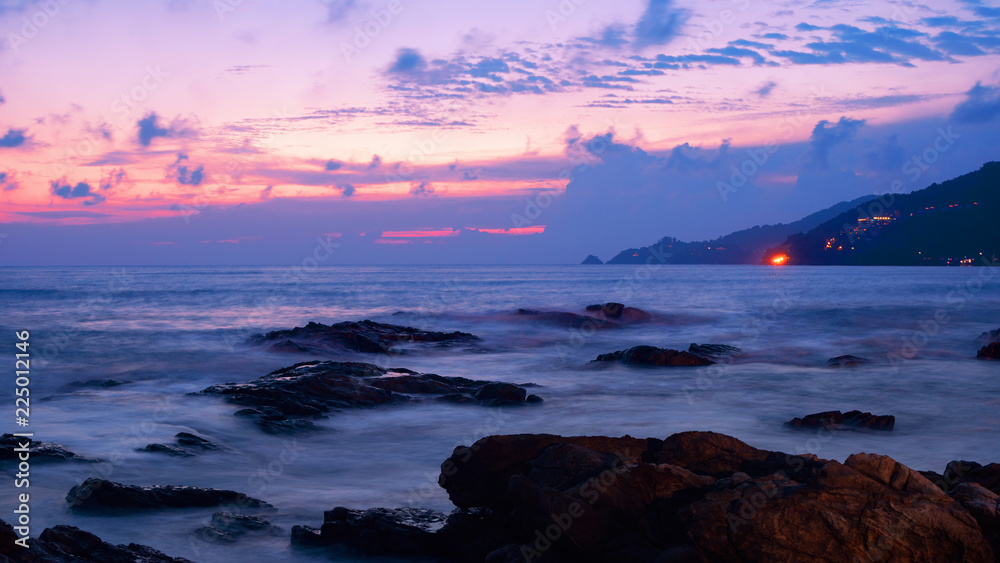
602,195,876,264
762,162,1000,266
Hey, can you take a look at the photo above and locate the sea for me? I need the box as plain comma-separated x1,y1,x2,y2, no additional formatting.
1,264,999,561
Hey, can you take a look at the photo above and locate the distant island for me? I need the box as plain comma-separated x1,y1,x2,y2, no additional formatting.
585,162,1000,266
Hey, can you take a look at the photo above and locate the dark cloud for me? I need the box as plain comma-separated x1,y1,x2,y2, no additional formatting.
137,113,169,146
584,24,629,49
168,153,205,186
338,183,356,197
325,159,343,171
0,171,18,191
706,46,769,65
50,180,106,205
0,91,5,104
808,117,866,168
633,0,689,49
409,181,435,196
754,81,777,97
260,185,273,200
99,168,128,191
368,155,382,169
0,128,26,148
951,81,1000,123
761,32,789,40
136,112,196,147
388,48,428,73
324,0,361,23
774,23,951,66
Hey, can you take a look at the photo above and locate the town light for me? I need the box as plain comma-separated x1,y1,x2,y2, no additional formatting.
771,254,789,265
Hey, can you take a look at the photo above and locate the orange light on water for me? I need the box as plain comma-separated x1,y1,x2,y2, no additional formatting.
771,254,789,265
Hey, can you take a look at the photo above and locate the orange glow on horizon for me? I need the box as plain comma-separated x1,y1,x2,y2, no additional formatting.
771,254,789,265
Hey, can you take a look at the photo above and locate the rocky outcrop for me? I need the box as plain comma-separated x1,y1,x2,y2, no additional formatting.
194,512,282,543
581,255,604,265
293,431,997,562
592,346,715,367
200,361,540,433
0,518,192,562
66,478,271,511
0,434,98,464
584,303,652,323
827,355,871,367
785,410,895,431
247,320,480,355
978,342,1000,360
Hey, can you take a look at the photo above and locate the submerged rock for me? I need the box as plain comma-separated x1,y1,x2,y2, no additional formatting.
827,355,871,367
137,443,196,457
592,345,715,367
0,434,98,464
978,342,1000,360
138,432,227,457
247,319,480,355
66,478,271,511
0,518,192,562
295,431,996,562
584,303,652,323
194,512,282,544
785,410,895,431
200,361,540,433
515,308,620,329
688,343,741,358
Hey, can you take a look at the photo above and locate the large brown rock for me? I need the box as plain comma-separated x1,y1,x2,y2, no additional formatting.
785,410,895,431
592,346,715,367
978,342,1000,359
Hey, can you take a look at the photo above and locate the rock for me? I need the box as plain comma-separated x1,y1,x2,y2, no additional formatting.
474,382,527,406
584,303,652,323
827,355,871,367
976,328,1000,344
581,255,604,265
592,346,715,367
785,410,895,431
66,478,271,511
59,379,131,391
516,308,620,329
174,432,223,450
0,434,98,463
923,460,1000,495
137,443,196,457
300,431,995,562
291,507,448,556
978,342,1000,359
201,361,540,433
688,343,741,358
0,518,193,562
194,512,282,543
949,483,1000,555
247,319,480,355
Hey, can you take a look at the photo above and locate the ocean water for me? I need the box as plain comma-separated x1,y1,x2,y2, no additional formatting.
1,264,999,561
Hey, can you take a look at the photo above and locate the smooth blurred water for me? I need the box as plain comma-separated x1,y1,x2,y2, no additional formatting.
1,264,999,561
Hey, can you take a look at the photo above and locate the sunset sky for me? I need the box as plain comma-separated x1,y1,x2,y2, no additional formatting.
1,0,999,264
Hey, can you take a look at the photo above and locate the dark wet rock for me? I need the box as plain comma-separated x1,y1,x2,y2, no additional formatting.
525,394,544,404
59,379,132,391
688,343,741,358
137,443,196,457
201,361,540,433
194,512,282,544
949,483,1000,556
292,507,448,555
175,432,223,450
827,355,871,367
584,303,652,323
248,319,480,355
296,431,994,562
592,346,715,367
515,308,620,329
138,432,226,457
0,434,98,464
977,328,1000,344
978,342,1000,359
66,478,271,511
785,410,895,431
923,460,1000,495
0,518,193,562
581,255,604,265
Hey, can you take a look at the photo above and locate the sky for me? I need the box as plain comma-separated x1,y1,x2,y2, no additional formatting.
1,0,999,264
